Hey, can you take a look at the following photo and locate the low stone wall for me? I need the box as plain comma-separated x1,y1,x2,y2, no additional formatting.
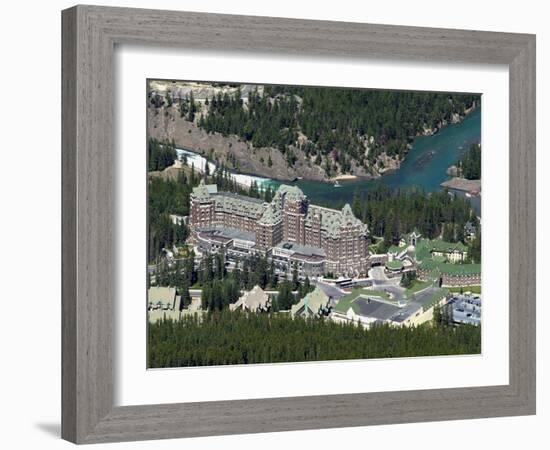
417,268,481,287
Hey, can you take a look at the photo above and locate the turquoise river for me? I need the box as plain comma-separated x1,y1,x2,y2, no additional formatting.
177,107,481,214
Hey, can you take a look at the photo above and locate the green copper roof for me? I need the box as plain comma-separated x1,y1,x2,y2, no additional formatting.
214,194,265,219
192,182,369,239
410,238,467,263
420,288,449,311
429,239,468,253
386,260,404,270
412,239,431,262
341,203,353,218
306,204,368,238
334,288,391,314
276,184,306,202
191,180,215,201
258,204,282,225
388,244,405,254
291,286,329,316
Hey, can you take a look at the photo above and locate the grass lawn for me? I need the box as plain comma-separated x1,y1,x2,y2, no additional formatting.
406,280,432,294
447,285,481,294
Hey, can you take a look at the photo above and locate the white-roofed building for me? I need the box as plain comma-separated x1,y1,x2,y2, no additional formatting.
148,286,180,311
230,285,271,312
291,286,331,318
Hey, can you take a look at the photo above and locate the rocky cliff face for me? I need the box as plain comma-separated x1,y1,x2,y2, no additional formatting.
376,153,401,174
148,105,374,182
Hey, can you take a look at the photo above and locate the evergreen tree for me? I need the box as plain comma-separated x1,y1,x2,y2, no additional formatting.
443,223,455,242
148,138,177,172
188,91,196,122
458,143,481,179
277,281,296,311
241,264,250,290
292,266,300,291
468,233,482,263
179,281,191,310
215,252,225,279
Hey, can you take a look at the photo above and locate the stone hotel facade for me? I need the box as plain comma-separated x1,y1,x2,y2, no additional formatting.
190,181,370,276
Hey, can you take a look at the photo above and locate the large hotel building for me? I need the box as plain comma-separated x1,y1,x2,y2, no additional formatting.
189,181,370,277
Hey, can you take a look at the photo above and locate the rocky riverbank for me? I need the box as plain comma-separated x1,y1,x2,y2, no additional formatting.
441,177,481,194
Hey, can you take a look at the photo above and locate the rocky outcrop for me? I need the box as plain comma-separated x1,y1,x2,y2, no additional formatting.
446,165,459,177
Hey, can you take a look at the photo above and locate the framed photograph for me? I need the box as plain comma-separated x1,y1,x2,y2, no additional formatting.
62,5,536,444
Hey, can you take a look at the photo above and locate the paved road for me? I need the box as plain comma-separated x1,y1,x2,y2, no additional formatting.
369,267,401,291
314,280,347,300
368,266,388,281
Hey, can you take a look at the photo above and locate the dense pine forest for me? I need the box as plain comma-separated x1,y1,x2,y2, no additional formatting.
349,185,478,250
148,138,178,172
458,143,482,179
188,86,478,173
148,311,481,367
147,174,192,261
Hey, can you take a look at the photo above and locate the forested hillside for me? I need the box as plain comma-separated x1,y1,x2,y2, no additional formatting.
148,82,479,180
200,86,478,164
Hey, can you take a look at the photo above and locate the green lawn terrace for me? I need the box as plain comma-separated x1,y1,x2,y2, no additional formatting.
331,282,449,328
447,285,482,294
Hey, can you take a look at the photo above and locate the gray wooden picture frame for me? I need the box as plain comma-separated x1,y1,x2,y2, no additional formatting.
61,5,536,444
